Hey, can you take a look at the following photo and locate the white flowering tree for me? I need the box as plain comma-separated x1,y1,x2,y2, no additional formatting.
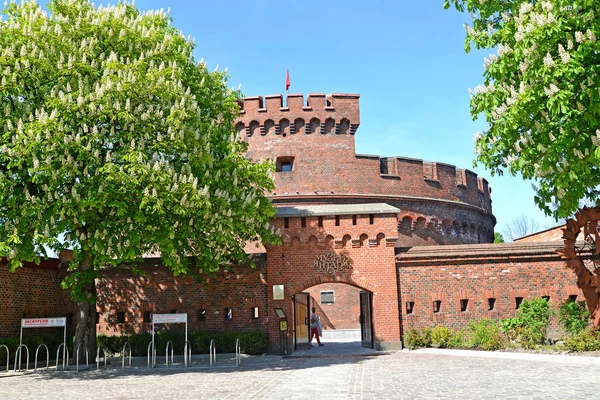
446,0,600,324
0,0,277,356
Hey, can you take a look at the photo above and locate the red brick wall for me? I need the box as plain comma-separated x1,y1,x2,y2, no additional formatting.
397,246,582,338
265,213,401,351
305,283,361,330
0,261,75,337
95,262,268,336
236,93,495,246
514,226,565,243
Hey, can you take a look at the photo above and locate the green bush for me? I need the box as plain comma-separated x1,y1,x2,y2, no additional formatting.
467,319,502,350
404,327,432,349
559,298,590,335
447,328,466,349
501,298,553,349
564,329,600,352
431,326,453,348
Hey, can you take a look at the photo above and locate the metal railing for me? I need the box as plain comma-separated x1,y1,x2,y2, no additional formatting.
34,344,49,372
147,341,156,368
122,342,132,369
184,340,192,367
96,347,107,370
165,341,174,368
209,339,216,366
235,338,241,367
76,343,89,372
14,344,29,372
56,344,69,371
1,345,9,372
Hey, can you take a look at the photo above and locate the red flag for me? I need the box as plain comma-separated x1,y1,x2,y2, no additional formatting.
285,69,290,90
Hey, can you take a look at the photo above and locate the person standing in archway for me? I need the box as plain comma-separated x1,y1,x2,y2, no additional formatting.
310,307,324,347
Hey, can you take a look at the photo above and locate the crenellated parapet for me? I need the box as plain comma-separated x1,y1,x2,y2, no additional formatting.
235,93,360,138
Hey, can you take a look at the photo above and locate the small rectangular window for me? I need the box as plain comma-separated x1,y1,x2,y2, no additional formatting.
335,215,340,226
276,157,294,172
318,216,323,227
281,162,292,172
284,217,289,229
433,300,441,313
488,298,496,311
460,299,469,312
96,312,101,325
225,307,233,320
116,312,125,324
569,294,578,302
406,301,415,314
515,297,523,309
369,214,374,225
320,291,335,304
143,311,152,323
301,217,306,227
251,306,259,319
198,309,206,321
541,295,550,303
352,215,357,225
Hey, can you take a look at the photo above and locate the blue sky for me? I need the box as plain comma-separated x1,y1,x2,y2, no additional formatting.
53,0,561,234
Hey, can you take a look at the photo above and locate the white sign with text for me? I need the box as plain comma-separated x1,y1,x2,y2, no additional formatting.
21,317,67,328
152,313,188,324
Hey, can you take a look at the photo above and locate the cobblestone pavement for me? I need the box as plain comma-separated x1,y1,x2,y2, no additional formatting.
1,351,599,399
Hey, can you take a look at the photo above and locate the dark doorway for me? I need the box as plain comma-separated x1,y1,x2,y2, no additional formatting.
360,291,374,348
294,292,311,350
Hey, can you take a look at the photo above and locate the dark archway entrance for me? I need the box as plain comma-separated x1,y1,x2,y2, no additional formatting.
293,283,374,351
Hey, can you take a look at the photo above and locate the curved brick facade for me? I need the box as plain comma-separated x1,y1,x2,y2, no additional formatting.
237,93,496,246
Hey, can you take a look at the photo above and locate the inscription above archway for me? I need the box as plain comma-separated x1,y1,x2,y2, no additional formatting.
313,251,353,275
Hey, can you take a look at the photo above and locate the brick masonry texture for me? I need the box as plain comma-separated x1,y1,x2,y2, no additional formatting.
397,242,584,338
237,93,495,246
514,225,565,243
0,92,584,354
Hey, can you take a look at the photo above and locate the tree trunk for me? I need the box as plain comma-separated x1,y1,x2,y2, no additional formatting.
558,206,600,326
73,256,97,365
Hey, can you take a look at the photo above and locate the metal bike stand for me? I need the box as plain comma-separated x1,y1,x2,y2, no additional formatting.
209,339,216,366
14,344,29,372
76,343,89,371
96,347,107,370
184,340,192,367
147,341,156,368
34,344,49,372
55,344,69,371
235,339,241,367
165,341,174,368
0,345,9,372
122,342,132,369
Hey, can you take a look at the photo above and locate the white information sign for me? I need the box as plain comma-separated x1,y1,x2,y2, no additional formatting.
21,317,67,328
152,313,188,324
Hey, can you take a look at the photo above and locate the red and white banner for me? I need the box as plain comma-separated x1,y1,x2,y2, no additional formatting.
152,313,187,324
21,317,66,328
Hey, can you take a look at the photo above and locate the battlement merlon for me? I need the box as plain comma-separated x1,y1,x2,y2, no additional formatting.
379,156,492,201
237,93,360,131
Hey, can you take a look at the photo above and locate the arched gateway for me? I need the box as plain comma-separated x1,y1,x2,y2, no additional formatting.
264,204,402,353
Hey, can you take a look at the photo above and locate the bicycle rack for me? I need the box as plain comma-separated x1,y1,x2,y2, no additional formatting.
34,344,49,372
122,342,132,369
165,340,174,368
76,343,89,371
147,341,156,368
184,340,192,367
56,344,69,371
209,339,216,366
14,344,29,372
235,338,241,367
95,347,107,370
1,345,9,372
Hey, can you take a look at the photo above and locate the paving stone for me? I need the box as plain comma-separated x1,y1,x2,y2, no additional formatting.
0,351,599,399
